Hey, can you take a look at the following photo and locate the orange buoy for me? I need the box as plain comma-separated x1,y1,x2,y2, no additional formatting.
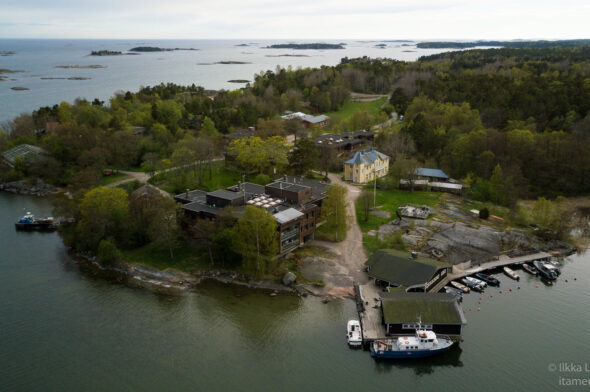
479,297,482,300
536,285,539,288
499,290,502,294
548,281,552,285
509,288,512,292
490,295,493,298
574,277,577,281
565,279,568,282
478,302,481,305
517,286,520,289
477,308,481,311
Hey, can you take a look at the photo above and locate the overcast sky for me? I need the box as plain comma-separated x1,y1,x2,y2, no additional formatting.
1,0,589,39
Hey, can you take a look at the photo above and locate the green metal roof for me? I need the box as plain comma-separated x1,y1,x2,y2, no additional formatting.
381,292,465,325
366,249,449,287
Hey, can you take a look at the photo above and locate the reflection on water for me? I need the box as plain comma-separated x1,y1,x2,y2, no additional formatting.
372,345,464,376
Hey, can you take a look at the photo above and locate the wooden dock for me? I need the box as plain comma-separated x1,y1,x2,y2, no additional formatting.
356,283,386,345
428,251,552,293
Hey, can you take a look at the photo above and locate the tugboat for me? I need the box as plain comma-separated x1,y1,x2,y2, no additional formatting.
370,320,455,359
346,320,362,347
15,212,58,231
474,273,500,286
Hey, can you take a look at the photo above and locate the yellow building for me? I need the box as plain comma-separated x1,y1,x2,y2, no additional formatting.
344,148,390,184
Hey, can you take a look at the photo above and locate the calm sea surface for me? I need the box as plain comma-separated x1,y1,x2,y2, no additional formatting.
0,39,457,123
1,192,589,391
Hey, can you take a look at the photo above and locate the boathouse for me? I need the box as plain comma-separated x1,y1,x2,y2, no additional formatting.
366,249,450,292
381,292,466,337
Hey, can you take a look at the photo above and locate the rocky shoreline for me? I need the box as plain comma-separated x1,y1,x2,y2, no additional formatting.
72,251,310,297
0,178,60,196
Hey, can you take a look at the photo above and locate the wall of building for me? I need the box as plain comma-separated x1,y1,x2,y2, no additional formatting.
344,156,389,184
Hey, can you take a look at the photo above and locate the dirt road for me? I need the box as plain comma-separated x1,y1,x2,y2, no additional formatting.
304,173,369,298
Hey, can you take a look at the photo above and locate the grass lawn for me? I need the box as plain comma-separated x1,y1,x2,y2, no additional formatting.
150,162,243,193
121,241,208,273
314,222,346,242
100,172,131,186
356,188,443,232
325,97,387,123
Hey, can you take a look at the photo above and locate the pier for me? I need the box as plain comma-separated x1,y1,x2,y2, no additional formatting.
427,251,552,293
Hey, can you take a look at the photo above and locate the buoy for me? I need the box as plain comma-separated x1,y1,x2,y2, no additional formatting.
469,308,472,311
490,295,493,298
536,285,539,288
574,277,577,281
548,281,552,285
477,308,481,311
479,297,482,300
499,290,502,294
517,286,520,289
478,301,481,305
565,279,568,283
509,288,512,292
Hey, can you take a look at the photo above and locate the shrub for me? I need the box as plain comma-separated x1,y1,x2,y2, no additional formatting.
97,239,122,265
479,207,490,220
252,173,271,185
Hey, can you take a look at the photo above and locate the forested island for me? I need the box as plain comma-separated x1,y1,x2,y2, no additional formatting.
417,39,590,49
266,43,344,49
90,50,123,56
1,45,589,284
129,46,199,52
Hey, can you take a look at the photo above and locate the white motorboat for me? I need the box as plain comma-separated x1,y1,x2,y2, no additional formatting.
347,320,362,347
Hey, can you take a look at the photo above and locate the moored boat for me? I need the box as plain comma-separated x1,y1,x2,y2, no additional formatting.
347,320,362,347
474,273,500,286
444,286,463,301
462,278,485,292
15,212,58,231
465,276,487,287
533,260,557,280
370,322,455,359
450,281,470,293
522,263,538,276
503,266,520,281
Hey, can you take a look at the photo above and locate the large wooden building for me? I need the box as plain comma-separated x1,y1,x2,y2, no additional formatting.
175,176,327,255
381,292,467,338
344,147,389,184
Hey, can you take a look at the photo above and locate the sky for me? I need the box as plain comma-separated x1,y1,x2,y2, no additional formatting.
1,0,589,40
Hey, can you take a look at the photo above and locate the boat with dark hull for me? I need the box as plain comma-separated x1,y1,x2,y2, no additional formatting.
15,212,58,231
370,321,455,359
474,273,500,286
533,260,557,280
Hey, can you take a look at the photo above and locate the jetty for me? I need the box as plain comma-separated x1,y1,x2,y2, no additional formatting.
427,251,552,293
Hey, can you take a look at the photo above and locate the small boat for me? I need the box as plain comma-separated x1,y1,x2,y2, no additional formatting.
465,276,487,287
15,212,58,231
461,278,485,292
522,263,538,276
474,273,500,286
443,286,463,301
503,267,520,281
450,281,470,293
347,320,362,347
370,321,455,359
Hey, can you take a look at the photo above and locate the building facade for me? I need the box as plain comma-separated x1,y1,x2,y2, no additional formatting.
344,148,390,184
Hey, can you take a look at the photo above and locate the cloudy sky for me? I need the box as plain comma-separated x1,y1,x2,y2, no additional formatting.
1,0,589,39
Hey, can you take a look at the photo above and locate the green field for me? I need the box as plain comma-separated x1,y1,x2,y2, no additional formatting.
121,242,207,273
356,188,443,232
151,162,243,194
325,97,387,122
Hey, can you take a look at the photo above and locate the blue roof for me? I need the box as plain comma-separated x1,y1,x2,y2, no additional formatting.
415,168,449,179
344,148,389,165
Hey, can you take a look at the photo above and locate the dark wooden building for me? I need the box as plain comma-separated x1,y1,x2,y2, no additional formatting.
381,292,467,338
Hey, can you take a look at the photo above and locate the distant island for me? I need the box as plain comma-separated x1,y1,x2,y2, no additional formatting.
10,86,29,91
198,61,252,65
91,50,122,56
228,79,250,83
129,46,199,52
0,51,16,56
417,39,590,49
265,54,310,58
375,44,386,48
235,44,249,47
266,43,345,50
55,65,107,69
